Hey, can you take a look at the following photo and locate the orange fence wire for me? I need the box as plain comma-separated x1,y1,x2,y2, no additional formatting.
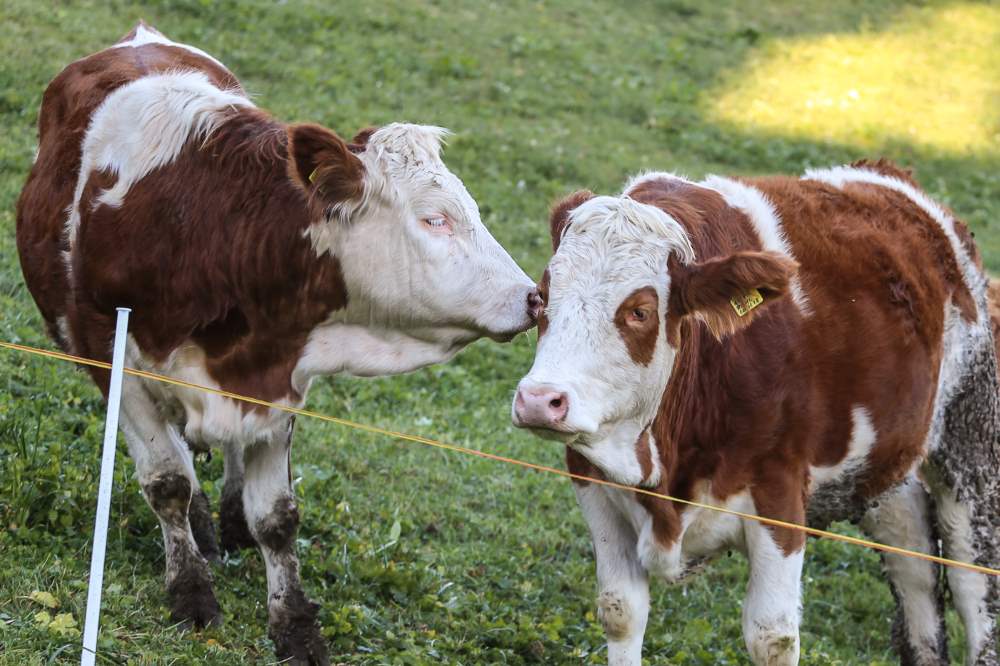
2,338,998,577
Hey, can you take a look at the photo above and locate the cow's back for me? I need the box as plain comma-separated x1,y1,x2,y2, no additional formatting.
15,23,241,346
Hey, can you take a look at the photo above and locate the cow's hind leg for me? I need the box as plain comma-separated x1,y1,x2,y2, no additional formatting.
924,339,1000,666
188,482,220,564
243,418,328,665
861,475,948,665
219,440,256,553
119,380,222,627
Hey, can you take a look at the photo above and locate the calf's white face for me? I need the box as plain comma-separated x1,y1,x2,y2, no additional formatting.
513,195,694,453
513,189,796,483
291,122,537,348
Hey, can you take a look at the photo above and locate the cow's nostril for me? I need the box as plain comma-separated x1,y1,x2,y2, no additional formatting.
527,289,543,320
550,398,562,409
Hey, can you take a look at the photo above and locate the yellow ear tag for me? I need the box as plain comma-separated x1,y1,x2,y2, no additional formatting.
308,167,320,184
730,288,764,317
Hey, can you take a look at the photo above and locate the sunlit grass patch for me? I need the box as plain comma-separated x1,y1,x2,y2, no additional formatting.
707,3,1000,156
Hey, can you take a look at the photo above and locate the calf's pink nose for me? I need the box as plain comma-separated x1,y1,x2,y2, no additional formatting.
515,387,569,428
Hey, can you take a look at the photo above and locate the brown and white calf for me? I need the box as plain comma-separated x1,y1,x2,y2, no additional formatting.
17,22,538,664
513,162,1000,665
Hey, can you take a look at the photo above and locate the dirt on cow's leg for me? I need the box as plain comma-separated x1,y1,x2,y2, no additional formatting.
188,488,220,564
925,338,1000,666
145,472,223,628
120,381,222,628
219,441,256,554
244,418,328,666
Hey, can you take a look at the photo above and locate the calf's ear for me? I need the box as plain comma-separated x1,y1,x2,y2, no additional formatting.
549,190,594,252
287,123,365,210
670,251,798,339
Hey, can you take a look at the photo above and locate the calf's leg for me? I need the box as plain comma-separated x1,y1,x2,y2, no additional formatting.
575,483,649,666
742,519,803,666
243,418,328,665
119,380,221,627
861,475,948,665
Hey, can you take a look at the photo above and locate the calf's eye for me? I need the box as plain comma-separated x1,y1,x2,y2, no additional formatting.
631,308,647,322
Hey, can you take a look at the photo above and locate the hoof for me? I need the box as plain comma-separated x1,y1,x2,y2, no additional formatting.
188,489,221,564
167,563,222,629
219,484,256,553
269,589,329,665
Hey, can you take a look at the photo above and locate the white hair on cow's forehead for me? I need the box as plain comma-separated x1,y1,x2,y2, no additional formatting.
366,123,451,169
563,195,696,266
323,123,455,226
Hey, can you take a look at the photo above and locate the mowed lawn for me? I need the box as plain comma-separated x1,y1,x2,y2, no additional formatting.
1,1,998,664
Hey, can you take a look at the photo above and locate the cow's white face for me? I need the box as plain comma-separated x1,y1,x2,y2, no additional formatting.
513,196,694,466
513,191,795,484
292,123,538,349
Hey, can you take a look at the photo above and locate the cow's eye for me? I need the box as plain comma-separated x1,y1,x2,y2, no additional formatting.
423,216,450,231
631,308,647,322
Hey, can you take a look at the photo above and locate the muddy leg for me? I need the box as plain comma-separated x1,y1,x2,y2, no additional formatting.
219,439,255,553
188,487,220,563
244,419,328,665
120,380,221,627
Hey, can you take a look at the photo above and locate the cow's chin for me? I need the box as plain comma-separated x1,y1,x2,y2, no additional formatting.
485,328,524,343
523,427,579,444
481,315,536,343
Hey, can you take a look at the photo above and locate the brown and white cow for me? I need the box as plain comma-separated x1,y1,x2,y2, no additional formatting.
513,162,1000,665
17,22,538,664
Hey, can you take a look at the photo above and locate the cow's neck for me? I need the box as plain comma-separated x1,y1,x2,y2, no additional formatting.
568,418,652,487
291,310,473,392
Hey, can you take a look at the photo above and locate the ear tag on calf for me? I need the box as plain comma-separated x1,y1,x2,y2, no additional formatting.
308,167,320,184
730,288,764,317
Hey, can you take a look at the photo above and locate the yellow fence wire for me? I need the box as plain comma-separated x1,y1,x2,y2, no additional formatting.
2,338,998,577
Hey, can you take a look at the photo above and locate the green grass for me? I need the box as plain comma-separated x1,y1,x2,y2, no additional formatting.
1,0,998,663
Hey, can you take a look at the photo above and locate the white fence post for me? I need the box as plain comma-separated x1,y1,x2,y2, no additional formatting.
81,307,130,666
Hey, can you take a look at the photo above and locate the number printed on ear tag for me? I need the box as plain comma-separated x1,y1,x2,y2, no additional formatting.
730,288,764,317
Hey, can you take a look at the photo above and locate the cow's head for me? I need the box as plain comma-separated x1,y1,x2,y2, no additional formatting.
288,122,538,347
512,189,795,477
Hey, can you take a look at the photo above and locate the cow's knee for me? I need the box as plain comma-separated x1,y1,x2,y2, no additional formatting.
745,625,800,666
253,496,299,553
597,590,638,641
143,472,192,525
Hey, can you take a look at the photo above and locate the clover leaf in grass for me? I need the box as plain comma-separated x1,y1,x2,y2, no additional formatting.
28,590,59,609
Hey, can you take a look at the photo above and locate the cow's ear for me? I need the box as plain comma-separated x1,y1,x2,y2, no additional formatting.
348,126,379,152
549,190,594,252
669,251,797,339
287,123,365,209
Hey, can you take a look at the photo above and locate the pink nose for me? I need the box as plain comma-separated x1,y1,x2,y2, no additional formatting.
514,386,569,428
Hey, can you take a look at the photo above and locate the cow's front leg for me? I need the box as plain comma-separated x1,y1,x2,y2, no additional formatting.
119,380,221,627
243,418,328,665
576,483,649,666
743,518,804,666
